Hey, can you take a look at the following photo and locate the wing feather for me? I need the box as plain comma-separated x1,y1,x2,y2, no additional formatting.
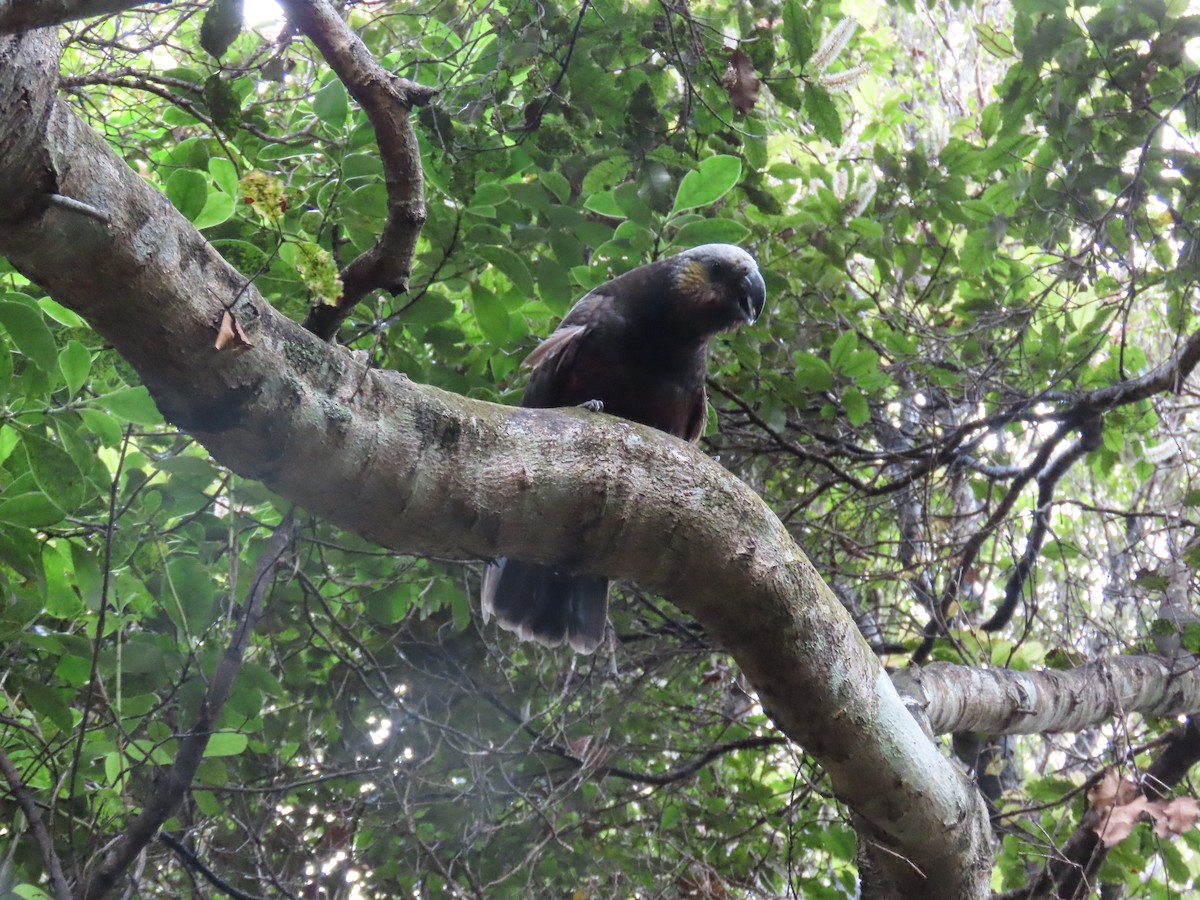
522,324,585,372
519,289,614,409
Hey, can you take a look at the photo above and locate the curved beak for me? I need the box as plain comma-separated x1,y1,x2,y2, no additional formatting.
739,268,767,324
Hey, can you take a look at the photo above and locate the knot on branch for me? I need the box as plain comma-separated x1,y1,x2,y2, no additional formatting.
390,73,438,108
1077,414,1104,452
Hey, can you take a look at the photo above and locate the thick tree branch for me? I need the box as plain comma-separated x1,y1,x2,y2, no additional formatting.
81,515,297,900
0,746,72,900
893,656,1200,737
0,30,991,898
277,0,437,341
0,0,156,33
1071,325,1200,412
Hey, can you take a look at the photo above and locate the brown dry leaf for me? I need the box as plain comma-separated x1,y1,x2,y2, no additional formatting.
1151,797,1200,837
722,48,760,116
1088,768,1136,811
1094,795,1150,847
215,309,254,351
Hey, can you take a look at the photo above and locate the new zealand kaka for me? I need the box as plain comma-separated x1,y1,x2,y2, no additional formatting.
482,243,766,653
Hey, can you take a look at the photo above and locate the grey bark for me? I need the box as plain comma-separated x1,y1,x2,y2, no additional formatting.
893,655,1200,736
0,0,157,34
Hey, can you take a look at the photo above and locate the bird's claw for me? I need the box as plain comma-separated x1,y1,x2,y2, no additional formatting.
578,399,604,413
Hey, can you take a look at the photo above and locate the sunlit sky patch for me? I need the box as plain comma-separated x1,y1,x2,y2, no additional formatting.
245,0,283,29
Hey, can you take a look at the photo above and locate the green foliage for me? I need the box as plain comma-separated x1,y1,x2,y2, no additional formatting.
199,0,242,61
4,0,1200,896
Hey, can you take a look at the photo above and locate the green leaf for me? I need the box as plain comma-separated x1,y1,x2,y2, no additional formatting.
120,638,168,675
23,432,86,511
204,731,249,758
804,83,843,144
470,183,509,208
477,246,535,295
782,0,814,66
829,330,857,372
345,184,388,219
314,79,349,126
77,408,125,446
209,157,239,196
13,884,52,899
581,156,631,195
469,284,509,343
93,387,163,426
671,155,743,214
841,348,880,381
194,191,236,229
770,78,805,112
0,336,12,385
792,354,833,391
17,680,72,733
165,169,209,221
402,292,456,329
959,229,993,277
38,297,86,328
582,189,624,219
974,23,1015,59
200,0,243,60
166,557,218,631
104,751,125,788
0,299,58,374
0,492,63,527
0,426,18,467
842,386,869,426
58,340,91,396
671,219,751,247
849,217,884,240
542,171,571,203
71,543,104,612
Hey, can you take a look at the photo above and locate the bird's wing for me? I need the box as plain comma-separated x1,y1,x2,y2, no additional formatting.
519,290,612,408
520,325,587,408
522,323,586,373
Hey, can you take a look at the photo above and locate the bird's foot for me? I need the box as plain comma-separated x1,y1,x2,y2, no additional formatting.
577,399,604,413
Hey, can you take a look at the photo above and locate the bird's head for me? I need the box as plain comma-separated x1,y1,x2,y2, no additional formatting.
669,243,766,334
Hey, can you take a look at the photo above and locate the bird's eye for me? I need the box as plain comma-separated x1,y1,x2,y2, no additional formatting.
710,261,724,278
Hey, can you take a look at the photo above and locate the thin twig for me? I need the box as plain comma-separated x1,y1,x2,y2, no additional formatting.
81,512,298,900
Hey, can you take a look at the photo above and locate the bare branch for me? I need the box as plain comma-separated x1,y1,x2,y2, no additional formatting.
0,746,72,900
978,416,1103,632
564,735,789,786
912,422,1073,663
157,833,272,900
0,0,158,34
1069,325,1200,413
276,0,437,341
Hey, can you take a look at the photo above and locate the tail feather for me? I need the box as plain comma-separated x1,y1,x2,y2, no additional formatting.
482,558,609,654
